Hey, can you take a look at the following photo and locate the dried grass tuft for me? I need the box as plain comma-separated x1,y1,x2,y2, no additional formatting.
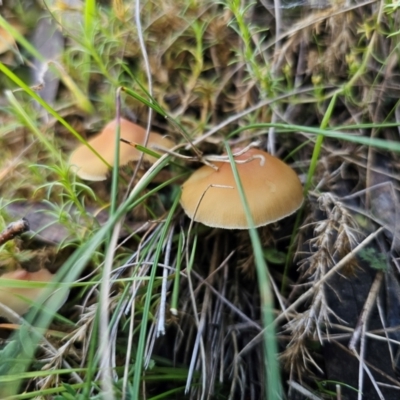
282,193,361,377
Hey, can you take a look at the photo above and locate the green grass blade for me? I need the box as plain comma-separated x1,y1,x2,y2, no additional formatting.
224,142,282,399
130,193,181,398
305,93,338,194
170,230,184,315
5,91,61,161
0,15,43,61
226,122,400,153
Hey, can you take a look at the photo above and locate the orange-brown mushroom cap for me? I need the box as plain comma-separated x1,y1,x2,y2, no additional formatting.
69,118,174,181
180,148,304,229
0,268,62,316
0,26,16,54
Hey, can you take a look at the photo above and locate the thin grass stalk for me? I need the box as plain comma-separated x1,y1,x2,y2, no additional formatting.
98,222,122,400
122,228,166,399
4,383,87,399
225,143,282,399
0,15,44,60
48,61,94,114
305,93,338,193
171,230,184,315
5,91,61,162
110,102,122,218
121,85,202,158
225,121,400,153
121,86,166,117
157,226,175,336
130,194,181,399
82,311,100,398
83,0,96,91
184,234,208,397
0,367,87,382
135,0,153,150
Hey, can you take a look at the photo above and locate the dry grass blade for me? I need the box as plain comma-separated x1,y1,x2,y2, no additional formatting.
349,270,384,352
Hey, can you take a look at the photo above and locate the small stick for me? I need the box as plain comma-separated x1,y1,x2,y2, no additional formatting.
349,270,383,352
0,218,30,246
336,384,342,400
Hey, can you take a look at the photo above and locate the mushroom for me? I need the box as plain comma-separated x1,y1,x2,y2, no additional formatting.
0,268,65,317
0,19,25,56
69,118,174,181
180,148,303,229
0,26,16,54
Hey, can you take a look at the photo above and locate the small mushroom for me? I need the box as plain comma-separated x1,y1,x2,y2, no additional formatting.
180,148,303,229
0,268,64,317
0,27,16,54
69,118,174,181
0,19,25,56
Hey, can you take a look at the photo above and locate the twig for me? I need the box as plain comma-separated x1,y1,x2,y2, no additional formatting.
335,340,400,388
0,218,30,246
336,384,342,400
349,270,383,351
354,340,386,400
287,380,323,400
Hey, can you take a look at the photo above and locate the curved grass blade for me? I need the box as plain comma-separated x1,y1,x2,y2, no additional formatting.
225,142,282,399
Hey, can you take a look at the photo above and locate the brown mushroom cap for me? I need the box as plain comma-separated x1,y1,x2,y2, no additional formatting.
180,148,304,229
0,26,16,54
0,19,26,56
69,118,174,181
0,268,59,316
